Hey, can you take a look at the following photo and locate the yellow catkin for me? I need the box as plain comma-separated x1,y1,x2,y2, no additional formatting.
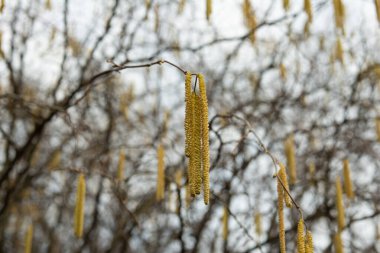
283,0,290,11
117,149,125,181
308,161,316,178
305,230,314,253
297,219,306,253
375,0,380,23
333,0,345,33
284,134,297,184
335,37,344,64
342,159,354,199
184,72,192,157
24,224,33,253
242,0,257,44
277,175,286,253
304,0,313,23
206,0,212,20
335,176,345,231
280,63,287,81
198,74,210,205
222,206,229,240
156,145,165,201
45,0,51,10
334,232,344,253
254,212,262,236
74,174,86,238
0,0,4,13
279,163,292,208
193,93,202,195
376,118,380,141
185,182,191,208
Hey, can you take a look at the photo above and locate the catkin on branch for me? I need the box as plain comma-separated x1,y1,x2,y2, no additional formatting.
117,149,125,181
184,72,192,157
284,134,297,184
198,74,210,205
24,224,33,253
335,176,345,231
297,219,306,253
223,206,229,240
277,175,286,253
342,159,354,199
74,174,86,238
279,163,292,208
156,145,165,201
305,230,314,253
193,93,202,195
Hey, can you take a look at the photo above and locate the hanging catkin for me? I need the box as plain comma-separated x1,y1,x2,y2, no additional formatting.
24,224,33,253
206,0,212,20
184,72,192,157
375,0,380,23
277,172,286,253
222,206,229,240
376,118,380,142
242,0,257,44
335,176,345,231
198,74,210,205
193,93,202,195
117,149,125,181
334,232,344,253
342,159,354,199
305,230,314,253
156,145,165,201
74,174,86,238
279,163,292,208
297,219,306,253
284,134,297,184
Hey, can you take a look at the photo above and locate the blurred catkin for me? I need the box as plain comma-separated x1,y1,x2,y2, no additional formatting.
335,176,345,231
305,230,314,253
45,0,51,10
376,118,380,141
333,0,345,33
206,0,212,20
242,0,257,44
297,219,305,253
74,174,86,238
335,37,344,64
0,0,4,13
48,150,61,170
198,74,210,205
156,145,165,201
283,0,290,11
254,212,262,236
117,149,125,181
277,174,286,253
284,134,296,184
375,0,380,23
24,224,33,253
334,232,344,253
342,159,354,199
280,63,287,81
304,0,313,23
223,206,229,240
